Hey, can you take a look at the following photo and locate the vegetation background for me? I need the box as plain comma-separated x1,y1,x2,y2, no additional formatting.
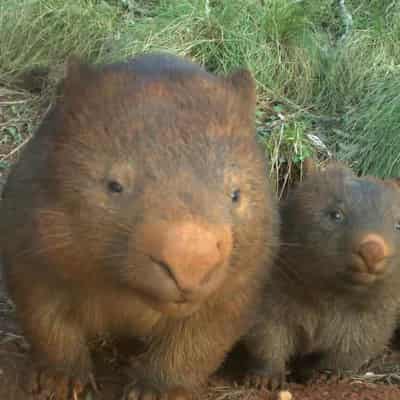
0,0,399,195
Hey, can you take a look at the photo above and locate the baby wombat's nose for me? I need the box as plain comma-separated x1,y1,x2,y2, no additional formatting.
160,222,232,294
358,234,389,274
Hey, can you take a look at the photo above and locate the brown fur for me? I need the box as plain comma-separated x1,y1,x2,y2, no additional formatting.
0,53,279,399
245,162,400,387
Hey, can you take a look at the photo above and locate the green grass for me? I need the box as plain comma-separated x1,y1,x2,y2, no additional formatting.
1,0,400,179
112,0,326,104
339,72,400,177
0,0,123,82
255,100,318,196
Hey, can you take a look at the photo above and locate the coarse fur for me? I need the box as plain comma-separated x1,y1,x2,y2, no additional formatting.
0,53,279,399
245,162,400,388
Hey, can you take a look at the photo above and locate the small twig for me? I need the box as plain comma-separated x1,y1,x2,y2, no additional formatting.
337,0,353,42
385,1,397,15
0,100,30,105
205,0,210,17
0,134,32,161
0,350,26,358
279,163,291,200
89,372,99,393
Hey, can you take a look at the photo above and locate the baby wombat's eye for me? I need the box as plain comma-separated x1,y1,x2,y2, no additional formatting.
108,180,124,194
328,209,344,222
231,189,241,203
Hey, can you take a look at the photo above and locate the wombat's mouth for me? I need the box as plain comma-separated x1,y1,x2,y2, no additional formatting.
350,271,378,285
131,257,228,317
155,300,202,317
348,254,388,285
134,285,203,317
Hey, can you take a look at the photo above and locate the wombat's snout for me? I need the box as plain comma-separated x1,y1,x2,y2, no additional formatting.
153,222,233,299
357,234,389,275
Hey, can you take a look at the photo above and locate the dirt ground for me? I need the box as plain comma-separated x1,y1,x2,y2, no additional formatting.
1,180,400,400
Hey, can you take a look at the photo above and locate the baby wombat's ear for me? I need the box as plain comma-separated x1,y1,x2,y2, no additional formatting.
302,157,318,178
383,177,400,190
393,178,400,188
227,69,257,110
319,159,355,179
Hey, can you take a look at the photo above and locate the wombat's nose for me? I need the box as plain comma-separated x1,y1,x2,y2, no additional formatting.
159,222,232,294
358,234,388,274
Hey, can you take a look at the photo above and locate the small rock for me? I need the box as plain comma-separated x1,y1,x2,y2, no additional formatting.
276,390,292,400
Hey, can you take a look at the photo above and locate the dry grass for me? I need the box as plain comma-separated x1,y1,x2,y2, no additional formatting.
0,87,46,177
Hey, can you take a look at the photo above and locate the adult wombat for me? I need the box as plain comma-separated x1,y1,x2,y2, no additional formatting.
0,53,279,399
245,161,400,389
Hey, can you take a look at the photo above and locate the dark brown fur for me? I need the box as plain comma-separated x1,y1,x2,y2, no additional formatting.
0,53,279,399
245,162,400,388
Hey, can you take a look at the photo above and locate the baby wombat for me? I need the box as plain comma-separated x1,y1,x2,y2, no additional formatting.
0,53,279,399
245,161,400,389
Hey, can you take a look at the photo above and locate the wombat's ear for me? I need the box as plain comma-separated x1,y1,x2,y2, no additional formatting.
59,55,94,98
227,69,256,106
323,160,355,178
384,177,400,190
393,178,400,188
302,157,318,178
64,55,92,81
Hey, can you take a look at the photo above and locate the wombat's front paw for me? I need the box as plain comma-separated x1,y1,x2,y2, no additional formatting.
24,367,97,400
122,383,193,400
244,369,287,391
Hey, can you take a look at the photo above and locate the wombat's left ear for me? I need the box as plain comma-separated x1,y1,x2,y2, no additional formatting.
302,157,318,178
58,54,94,99
228,69,256,106
64,54,92,82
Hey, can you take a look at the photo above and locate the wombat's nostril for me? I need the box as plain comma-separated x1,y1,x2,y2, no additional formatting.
357,234,388,274
150,257,175,281
157,222,232,294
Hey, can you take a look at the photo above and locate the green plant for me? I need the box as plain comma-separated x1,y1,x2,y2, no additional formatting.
339,72,400,177
0,0,121,83
257,104,317,196
1,0,400,184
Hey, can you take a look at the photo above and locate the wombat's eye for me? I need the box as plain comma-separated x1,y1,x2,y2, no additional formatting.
108,180,124,194
328,209,344,222
231,189,241,203
395,221,400,231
